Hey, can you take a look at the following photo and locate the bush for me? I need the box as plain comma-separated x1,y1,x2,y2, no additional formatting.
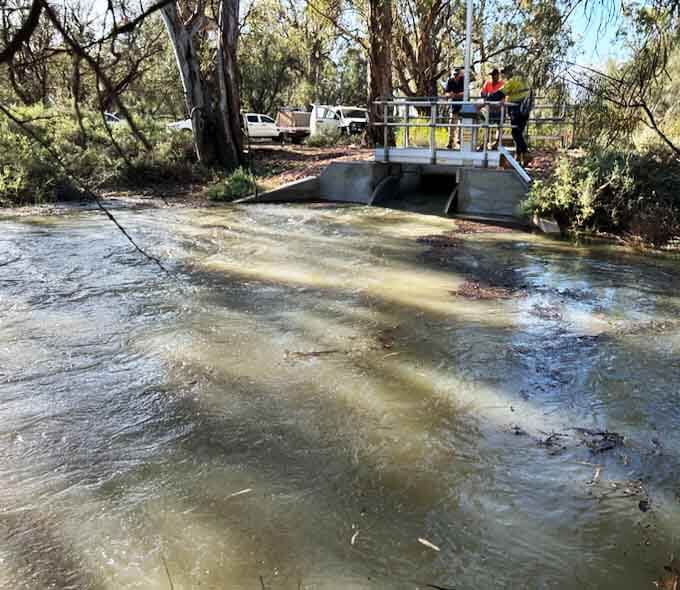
522,146,680,246
0,105,201,205
207,167,255,201
305,129,342,147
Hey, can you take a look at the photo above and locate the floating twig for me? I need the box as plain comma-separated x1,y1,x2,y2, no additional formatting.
418,538,440,552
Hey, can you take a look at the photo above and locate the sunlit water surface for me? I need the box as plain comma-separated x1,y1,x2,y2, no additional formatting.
1,204,680,589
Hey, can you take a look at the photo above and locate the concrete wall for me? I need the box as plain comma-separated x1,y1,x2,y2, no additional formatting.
319,161,398,204
236,177,320,204
238,160,533,228
456,168,528,220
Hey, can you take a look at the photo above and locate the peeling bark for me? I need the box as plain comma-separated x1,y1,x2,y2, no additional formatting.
161,0,245,169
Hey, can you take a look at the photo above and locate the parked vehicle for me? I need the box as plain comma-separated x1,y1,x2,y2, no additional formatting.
276,108,311,143
167,113,281,141
243,113,281,140
167,118,192,131
309,104,340,137
104,112,124,125
333,106,368,135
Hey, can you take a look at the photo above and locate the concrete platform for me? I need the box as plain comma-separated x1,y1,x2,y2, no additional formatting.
239,159,537,228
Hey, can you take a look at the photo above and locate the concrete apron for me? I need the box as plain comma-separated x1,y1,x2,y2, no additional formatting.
236,161,558,233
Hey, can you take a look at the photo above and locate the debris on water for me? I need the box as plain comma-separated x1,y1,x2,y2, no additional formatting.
228,488,253,498
285,349,343,359
573,428,624,454
588,478,647,503
350,530,360,545
375,326,399,350
655,558,680,590
587,466,603,485
418,538,441,552
450,280,517,300
529,303,563,320
452,220,516,234
537,432,568,454
416,234,464,248
511,425,527,436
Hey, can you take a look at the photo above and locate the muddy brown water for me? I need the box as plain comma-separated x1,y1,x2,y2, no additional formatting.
1,204,680,589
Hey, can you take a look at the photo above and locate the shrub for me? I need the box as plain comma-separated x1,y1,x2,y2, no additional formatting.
522,146,680,246
305,129,342,147
207,167,256,201
0,106,201,205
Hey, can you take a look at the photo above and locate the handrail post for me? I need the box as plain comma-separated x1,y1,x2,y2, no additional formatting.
499,103,505,150
383,101,389,162
483,106,489,166
430,100,437,164
404,104,410,148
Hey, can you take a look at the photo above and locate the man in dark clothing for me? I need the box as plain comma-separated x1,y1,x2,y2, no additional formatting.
445,68,465,148
500,64,531,164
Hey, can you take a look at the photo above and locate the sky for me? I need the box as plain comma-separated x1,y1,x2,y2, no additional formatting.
566,1,629,67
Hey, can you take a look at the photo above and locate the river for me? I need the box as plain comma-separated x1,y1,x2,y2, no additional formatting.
1,203,680,589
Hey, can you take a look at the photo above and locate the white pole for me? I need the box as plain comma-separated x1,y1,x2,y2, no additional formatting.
463,0,473,101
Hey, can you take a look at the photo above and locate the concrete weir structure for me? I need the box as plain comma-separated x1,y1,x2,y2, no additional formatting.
239,158,533,227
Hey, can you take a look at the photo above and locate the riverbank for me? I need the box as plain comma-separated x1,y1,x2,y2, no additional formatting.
0,144,374,217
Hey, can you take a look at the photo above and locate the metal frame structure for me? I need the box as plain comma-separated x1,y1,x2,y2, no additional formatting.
372,97,577,167
372,98,510,168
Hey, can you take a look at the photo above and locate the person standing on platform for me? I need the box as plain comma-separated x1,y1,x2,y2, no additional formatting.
445,67,465,149
481,67,505,148
500,64,532,165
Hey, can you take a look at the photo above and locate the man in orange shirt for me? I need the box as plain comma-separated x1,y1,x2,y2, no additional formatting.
481,67,505,98
481,67,505,147
481,68,505,121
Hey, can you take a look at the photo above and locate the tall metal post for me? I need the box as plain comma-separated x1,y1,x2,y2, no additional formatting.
404,104,410,148
383,102,389,162
463,0,473,101
430,102,437,164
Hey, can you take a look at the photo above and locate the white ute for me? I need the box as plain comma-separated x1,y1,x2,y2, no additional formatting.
167,113,281,141
243,113,281,140
334,106,368,135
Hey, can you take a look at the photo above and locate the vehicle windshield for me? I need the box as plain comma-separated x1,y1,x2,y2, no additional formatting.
341,109,367,119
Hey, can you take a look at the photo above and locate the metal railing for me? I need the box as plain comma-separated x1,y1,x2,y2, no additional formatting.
371,97,577,159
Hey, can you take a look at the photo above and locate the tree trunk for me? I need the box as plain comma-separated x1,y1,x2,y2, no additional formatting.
161,3,220,165
217,0,246,170
367,0,393,146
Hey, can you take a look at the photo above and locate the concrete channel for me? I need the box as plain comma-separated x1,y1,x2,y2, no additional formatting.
237,160,554,231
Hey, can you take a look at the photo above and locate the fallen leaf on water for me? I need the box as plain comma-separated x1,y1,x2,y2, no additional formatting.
228,488,253,498
418,538,440,552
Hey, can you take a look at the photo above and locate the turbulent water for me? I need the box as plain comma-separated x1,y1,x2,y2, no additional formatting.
1,203,680,590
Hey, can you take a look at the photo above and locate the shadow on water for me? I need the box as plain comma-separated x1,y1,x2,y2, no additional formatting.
2,206,680,589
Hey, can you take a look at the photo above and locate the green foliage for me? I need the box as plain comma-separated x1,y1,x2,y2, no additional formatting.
522,146,680,246
305,129,342,147
395,123,450,148
207,167,256,201
0,105,201,205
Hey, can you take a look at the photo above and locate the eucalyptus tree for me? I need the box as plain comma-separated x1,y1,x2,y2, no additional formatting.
161,0,245,168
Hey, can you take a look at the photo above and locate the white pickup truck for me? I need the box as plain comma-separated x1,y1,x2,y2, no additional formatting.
276,108,311,143
276,104,368,142
168,113,281,141
334,106,368,135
